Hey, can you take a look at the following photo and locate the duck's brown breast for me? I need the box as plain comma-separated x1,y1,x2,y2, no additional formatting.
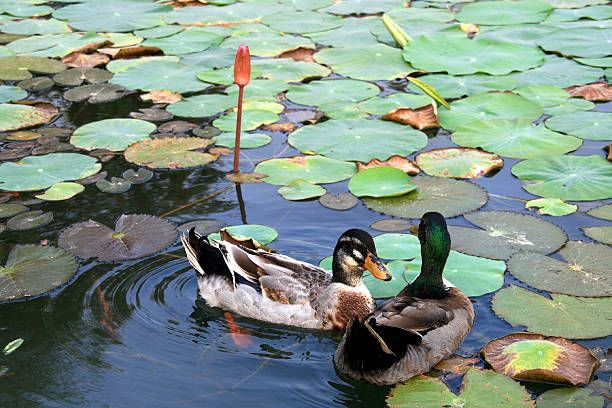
327,291,375,330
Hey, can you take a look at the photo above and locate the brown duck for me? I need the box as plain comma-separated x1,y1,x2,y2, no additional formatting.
334,212,475,385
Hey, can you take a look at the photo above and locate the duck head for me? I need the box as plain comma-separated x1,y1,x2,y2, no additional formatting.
332,229,391,287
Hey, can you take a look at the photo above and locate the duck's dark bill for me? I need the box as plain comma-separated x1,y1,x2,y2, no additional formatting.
364,253,392,281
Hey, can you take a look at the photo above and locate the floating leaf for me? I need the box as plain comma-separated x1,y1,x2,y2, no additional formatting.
318,192,358,211
261,11,342,34
0,103,57,132
482,332,599,385
508,241,611,297
415,148,503,178
370,219,411,232
278,179,326,201
288,119,427,162
286,79,379,112
373,233,420,260
72,119,155,152
221,31,314,57
382,105,439,130
587,204,612,220
357,155,420,175
537,387,605,408
457,0,552,25
0,203,28,219
582,226,612,245
208,224,278,246
3,338,24,355
0,56,65,81
0,85,27,103
35,182,84,201
363,176,488,219
511,55,603,88
511,155,612,201
254,155,356,185
358,93,433,116
6,210,53,231
387,369,533,408
537,28,612,58
214,132,271,149
525,198,577,216
17,76,54,92
96,177,132,194
349,167,417,198
322,0,403,15
122,168,153,184
0,153,100,191
515,85,571,108
7,32,106,58
142,27,226,55
567,83,612,102
545,112,612,141
0,245,77,301
53,67,112,86
492,285,612,339
409,74,518,99
213,104,281,132
64,84,129,104
448,210,567,260
59,214,177,262
110,60,206,93
124,137,216,169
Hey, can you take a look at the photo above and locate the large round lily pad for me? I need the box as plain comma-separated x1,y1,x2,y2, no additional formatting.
110,60,207,93
221,31,314,57
59,214,177,262
288,119,427,162
457,0,553,25
387,368,533,408
545,112,612,141
537,28,612,58
438,92,543,131
7,32,106,58
0,153,101,192
0,56,66,81
0,17,70,35
415,148,503,178
537,387,605,408
286,79,379,109
0,245,77,301
452,119,582,159
363,176,488,219
492,285,612,339
124,137,216,169
508,241,611,296
482,332,599,385
408,74,518,99
348,167,417,198
142,27,226,55
510,55,604,88
261,11,342,34
448,210,567,260
71,119,155,152
403,36,544,75
511,155,612,201
0,103,56,132
373,233,420,260
358,93,433,115
254,155,356,185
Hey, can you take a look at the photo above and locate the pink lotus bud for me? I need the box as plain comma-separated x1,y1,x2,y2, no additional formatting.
233,44,250,87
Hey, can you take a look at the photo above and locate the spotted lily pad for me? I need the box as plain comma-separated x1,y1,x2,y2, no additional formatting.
415,148,503,178
207,224,278,246
508,241,611,296
278,179,326,201
545,112,612,141
0,153,101,191
71,119,155,152
35,182,84,201
0,85,26,103
288,119,427,162
0,103,57,132
511,155,612,201
363,176,488,219
254,155,356,185
457,0,553,25
124,137,216,169
6,210,53,231
537,387,605,408
349,167,417,198
525,198,577,216
387,369,533,408
492,285,612,339
448,211,567,260
482,332,599,385
0,245,77,301
59,214,177,262
0,56,66,81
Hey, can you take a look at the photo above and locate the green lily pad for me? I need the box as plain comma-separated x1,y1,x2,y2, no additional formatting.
106,56,179,74
305,17,381,48
0,103,56,132
387,369,533,408
3,338,23,355
438,92,543,131
254,155,356,185
363,175,488,219
452,119,582,159
165,3,282,25
0,2,52,18
208,224,278,245
582,226,612,245
525,198,577,216
124,137,216,169
0,245,77,301
403,35,544,75
198,59,330,85
0,153,101,192
0,203,28,219
64,84,129,104
0,18,70,35
278,179,326,201
7,32,106,58
315,44,415,81
508,241,611,296
318,192,358,211
288,119,427,162
71,119,155,152
514,85,570,108
262,11,342,34
575,56,612,68
59,214,177,262
179,47,235,70
213,105,281,132
492,285,612,339
537,28,612,58
348,167,417,198
322,0,403,15
448,210,567,260
35,182,84,201
214,132,271,149
286,79,379,111
415,148,503,178
587,204,612,220
537,387,605,408
358,93,433,115
110,60,207,93
545,112,612,141
457,0,552,25
6,210,53,231
478,23,560,46
53,0,171,32
511,155,612,201
547,5,612,21
408,74,518,99
373,233,420,260
510,55,604,88
96,177,132,194
0,85,26,103
166,93,232,118
482,332,599,385
221,31,314,57
142,27,227,55
543,0,607,7
543,98,596,116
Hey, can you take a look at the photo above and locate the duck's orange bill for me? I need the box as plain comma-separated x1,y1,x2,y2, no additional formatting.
364,252,392,281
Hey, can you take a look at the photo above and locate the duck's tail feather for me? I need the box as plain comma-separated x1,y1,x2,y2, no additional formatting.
181,228,234,280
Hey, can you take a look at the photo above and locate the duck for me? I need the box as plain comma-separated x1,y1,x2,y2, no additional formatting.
334,212,475,385
181,228,392,330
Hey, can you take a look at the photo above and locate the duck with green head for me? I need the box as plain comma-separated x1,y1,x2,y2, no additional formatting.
334,212,475,385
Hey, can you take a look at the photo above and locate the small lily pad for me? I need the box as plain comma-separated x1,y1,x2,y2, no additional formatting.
124,137,216,169
349,167,417,198
318,192,358,211
525,198,577,216
278,179,326,201
122,168,153,184
53,68,112,86
415,148,503,178
72,119,155,152
207,224,278,245
58,214,177,262
482,332,599,385
587,204,612,220
448,210,567,260
582,226,612,245
6,210,53,231
0,245,77,301
0,85,27,103
35,182,84,201
3,338,24,355
96,177,132,194
0,203,28,218
64,84,129,104
370,219,412,232
213,132,271,149
17,77,54,92
537,387,605,408
545,111,612,141
254,155,356,185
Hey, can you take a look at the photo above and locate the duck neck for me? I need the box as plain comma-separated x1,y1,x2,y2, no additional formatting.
332,249,361,287
406,234,449,299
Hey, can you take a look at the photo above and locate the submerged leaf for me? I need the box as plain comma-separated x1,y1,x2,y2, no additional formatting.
3,338,24,355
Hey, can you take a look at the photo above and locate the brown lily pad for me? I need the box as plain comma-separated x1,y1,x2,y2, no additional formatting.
124,137,217,169
17,77,54,92
606,144,612,161
567,83,612,102
382,104,439,130
140,90,181,104
278,47,315,62
434,356,480,374
415,148,504,179
226,172,266,183
62,52,110,68
482,332,599,385
129,108,173,122
7,131,40,141
98,45,162,59
318,192,358,211
260,122,297,132
158,120,197,134
6,210,53,231
357,155,420,175
370,218,412,232
53,68,112,86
